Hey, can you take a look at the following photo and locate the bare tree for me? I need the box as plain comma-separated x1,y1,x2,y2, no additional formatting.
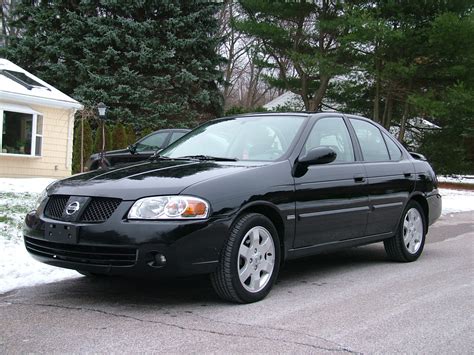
217,1,278,110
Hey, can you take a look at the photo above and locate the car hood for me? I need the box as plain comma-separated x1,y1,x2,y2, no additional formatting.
48,160,263,200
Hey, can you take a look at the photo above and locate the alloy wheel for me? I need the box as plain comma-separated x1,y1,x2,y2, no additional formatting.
403,207,423,254
237,226,275,293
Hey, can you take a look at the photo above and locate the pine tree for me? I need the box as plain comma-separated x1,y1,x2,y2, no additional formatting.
93,129,102,155
137,127,154,141
125,125,137,146
235,1,354,111
112,122,127,150
2,1,224,128
106,129,114,151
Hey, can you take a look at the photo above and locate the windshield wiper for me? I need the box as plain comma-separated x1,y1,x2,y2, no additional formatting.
148,154,172,161
178,155,239,162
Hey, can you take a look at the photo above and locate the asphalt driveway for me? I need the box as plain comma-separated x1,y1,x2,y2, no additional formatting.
1,211,472,353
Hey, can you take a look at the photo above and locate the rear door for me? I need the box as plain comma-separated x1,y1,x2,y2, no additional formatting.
294,116,369,248
348,118,415,236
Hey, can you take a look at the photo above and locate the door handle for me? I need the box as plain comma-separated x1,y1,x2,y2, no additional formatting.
403,171,412,178
354,174,366,183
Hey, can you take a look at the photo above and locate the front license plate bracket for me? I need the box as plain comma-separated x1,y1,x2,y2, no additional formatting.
44,223,78,244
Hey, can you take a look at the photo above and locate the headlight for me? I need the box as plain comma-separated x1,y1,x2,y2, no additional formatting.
34,180,58,210
128,196,209,220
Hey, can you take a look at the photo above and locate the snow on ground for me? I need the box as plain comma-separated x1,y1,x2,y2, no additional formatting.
0,178,80,294
0,177,57,194
0,178,473,295
438,175,474,185
439,188,474,215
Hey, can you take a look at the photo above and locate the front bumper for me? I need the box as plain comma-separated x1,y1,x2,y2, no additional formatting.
23,205,231,278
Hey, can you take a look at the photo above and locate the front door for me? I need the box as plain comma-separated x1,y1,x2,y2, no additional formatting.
294,116,369,248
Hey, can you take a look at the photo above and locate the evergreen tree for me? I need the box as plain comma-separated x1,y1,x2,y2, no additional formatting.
334,1,472,131
106,128,114,151
137,127,154,140
3,1,224,128
112,122,127,150
93,128,102,154
125,125,137,146
235,0,354,110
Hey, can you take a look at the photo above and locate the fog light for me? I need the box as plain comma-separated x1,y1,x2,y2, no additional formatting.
147,252,167,268
155,253,167,266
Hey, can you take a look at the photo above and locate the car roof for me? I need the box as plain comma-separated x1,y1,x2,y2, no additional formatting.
150,128,191,134
222,111,377,124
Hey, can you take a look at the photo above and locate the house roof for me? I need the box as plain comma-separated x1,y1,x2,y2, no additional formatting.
0,58,83,110
263,91,304,110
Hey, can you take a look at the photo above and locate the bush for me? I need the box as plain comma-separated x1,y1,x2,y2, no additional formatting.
72,119,93,173
125,124,137,145
112,123,127,150
224,106,268,116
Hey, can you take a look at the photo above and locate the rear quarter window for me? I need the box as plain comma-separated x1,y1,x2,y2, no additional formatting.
383,132,403,161
350,119,390,162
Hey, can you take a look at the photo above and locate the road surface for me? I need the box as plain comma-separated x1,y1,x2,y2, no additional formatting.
1,211,473,353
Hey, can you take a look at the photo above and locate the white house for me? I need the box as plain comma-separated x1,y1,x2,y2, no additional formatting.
0,58,82,177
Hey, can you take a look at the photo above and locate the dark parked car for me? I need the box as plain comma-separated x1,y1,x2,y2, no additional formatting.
85,128,190,170
24,113,441,303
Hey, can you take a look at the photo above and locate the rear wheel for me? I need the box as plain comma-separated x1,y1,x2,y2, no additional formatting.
211,213,280,303
384,200,426,262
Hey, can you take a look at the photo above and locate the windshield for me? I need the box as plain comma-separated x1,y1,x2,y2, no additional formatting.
160,115,306,161
135,132,168,152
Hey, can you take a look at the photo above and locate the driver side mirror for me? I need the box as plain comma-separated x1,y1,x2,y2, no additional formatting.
293,147,337,177
299,147,337,165
128,144,137,154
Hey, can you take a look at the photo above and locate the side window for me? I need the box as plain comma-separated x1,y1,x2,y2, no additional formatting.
350,119,389,162
169,131,187,144
383,132,402,161
135,132,168,152
304,117,355,163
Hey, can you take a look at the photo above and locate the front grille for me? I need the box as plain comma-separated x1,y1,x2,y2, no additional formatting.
24,236,137,267
44,196,121,223
80,198,121,223
44,196,69,220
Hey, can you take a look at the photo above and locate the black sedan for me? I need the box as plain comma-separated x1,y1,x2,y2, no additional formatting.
85,128,190,170
24,113,442,303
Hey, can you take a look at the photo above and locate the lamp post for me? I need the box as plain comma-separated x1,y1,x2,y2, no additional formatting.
97,102,107,168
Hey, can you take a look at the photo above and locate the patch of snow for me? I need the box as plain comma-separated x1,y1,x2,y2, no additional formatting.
263,91,305,111
0,177,80,294
0,177,56,194
440,188,474,215
438,175,474,185
0,238,80,294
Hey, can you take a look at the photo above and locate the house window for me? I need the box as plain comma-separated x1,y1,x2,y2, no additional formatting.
0,109,43,156
0,70,48,90
35,115,43,156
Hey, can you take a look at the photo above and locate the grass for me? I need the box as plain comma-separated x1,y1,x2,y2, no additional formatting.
0,191,37,241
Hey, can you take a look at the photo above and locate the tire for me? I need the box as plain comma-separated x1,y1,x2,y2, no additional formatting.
211,213,281,303
384,200,426,262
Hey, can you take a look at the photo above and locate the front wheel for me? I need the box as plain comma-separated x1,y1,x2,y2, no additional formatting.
384,200,426,262
211,213,280,303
